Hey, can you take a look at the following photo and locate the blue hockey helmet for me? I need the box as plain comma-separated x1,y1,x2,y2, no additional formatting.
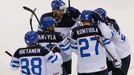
51,0,66,10
40,17,56,30
95,8,107,18
80,10,93,22
25,31,38,45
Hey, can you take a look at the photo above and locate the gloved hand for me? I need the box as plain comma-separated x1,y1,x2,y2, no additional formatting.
52,46,61,53
92,11,106,23
67,7,80,19
112,59,122,69
46,44,61,53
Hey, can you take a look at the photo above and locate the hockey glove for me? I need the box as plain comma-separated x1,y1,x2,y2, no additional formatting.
92,11,106,23
112,58,122,69
67,7,80,19
48,44,61,53
106,17,120,32
52,46,61,53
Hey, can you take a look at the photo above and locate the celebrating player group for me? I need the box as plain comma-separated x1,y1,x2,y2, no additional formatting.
8,0,131,75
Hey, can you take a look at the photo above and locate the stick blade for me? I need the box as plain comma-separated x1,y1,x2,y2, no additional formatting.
5,51,12,57
23,6,33,12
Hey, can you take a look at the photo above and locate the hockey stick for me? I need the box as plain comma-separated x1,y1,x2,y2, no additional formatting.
30,8,37,31
23,6,41,27
94,35,126,75
68,0,70,7
94,35,117,61
5,51,12,57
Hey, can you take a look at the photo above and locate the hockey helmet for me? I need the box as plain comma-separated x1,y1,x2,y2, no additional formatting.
25,31,38,45
51,0,66,10
40,17,56,30
80,10,93,22
95,8,107,18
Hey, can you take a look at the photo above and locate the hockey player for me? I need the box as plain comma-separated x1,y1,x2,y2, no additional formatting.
38,0,80,74
37,16,71,75
10,31,63,75
70,10,121,75
94,8,131,75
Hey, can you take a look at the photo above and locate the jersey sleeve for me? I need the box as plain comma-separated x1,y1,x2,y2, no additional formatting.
71,21,83,29
56,32,71,55
10,57,20,70
45,51,63,65
98,22,115,39
101,37,120,61
59,37,71,55
10,49,20,70
70,30,78,54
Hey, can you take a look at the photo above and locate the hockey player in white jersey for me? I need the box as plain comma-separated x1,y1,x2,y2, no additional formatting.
95,8,131,75
10,31,63,75
70,10,121,75
37,16,71,75
38,0,80,74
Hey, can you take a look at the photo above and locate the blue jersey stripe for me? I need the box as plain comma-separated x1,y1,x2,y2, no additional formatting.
103,41,111,45
12,60,19,64
59,40,70,47
47,55,54,61
11,64,19,68
51,55,58,63
61,44,71,51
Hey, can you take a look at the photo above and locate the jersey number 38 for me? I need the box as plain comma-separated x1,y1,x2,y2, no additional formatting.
21,57,42,75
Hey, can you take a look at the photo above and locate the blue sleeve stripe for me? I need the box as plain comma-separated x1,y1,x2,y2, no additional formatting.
123,36,126,41
71,44,77,47
71,45,78,49
12,60,19,64
111,31,115,37
102,39,109,42
59,40,70,47
103,41,111,45
47,55,54,61
61,44,71,51
90,37,96,40
51,55,58,63
11,64,19,68
71,42,77,46
71,41,77,45
60,41,70,49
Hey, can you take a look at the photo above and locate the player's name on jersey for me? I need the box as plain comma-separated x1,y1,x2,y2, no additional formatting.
38,34,56,40
19,48,41,55
76,27,98,35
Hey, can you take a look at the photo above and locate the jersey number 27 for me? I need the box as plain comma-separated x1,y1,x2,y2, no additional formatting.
79,37,99,57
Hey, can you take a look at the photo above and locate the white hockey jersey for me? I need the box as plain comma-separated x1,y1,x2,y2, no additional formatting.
70,25,120,73
10,46,63,75
37,31,71,74
106,20,131,59
111,31,131,59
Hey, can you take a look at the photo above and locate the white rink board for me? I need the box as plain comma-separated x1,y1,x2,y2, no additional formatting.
0,0,134,75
